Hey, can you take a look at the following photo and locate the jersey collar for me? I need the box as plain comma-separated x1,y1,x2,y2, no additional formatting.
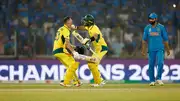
87,25,94,30
64,24,71,31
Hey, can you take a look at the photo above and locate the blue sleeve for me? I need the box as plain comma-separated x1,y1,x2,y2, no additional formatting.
161,26,168,42
142,26,148,41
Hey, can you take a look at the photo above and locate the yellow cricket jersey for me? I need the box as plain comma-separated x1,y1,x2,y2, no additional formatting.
85,25,108,52
53,25,70,54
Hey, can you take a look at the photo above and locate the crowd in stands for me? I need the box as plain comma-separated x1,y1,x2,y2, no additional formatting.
0,0,180,59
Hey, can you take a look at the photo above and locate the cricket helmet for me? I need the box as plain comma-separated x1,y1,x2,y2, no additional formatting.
81,14,95,26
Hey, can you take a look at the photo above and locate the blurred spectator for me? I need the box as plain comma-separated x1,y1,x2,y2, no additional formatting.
120,0,127,6
56,0,66,9
66,0,80,24
111,36,124,58
49,0,67,15
17,0,28,26
3,29,15,55
18,28,29,55
76,0,86,6
87,0,96,6
166,21,176,49
112,0,120,8
160,9,173,24
44,27,53,55
43,14,54,33
124,32,133,43
30,21,38,31
0,2,5,28
101,27,111,39
176,2,180,27
120,46,133,59
32,5,44,28
131,32,142,58
4,40,14,55
166,21,175,36
18,0,28,17
0,31,4,54
175,51,180,59
0,0,179,59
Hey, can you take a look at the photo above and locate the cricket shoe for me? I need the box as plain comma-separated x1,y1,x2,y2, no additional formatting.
59,82,72,87
100,80,107,86
90,84,101,87
73,81,83,87
149,82,155,86
90,80,107,87
156,80,164,86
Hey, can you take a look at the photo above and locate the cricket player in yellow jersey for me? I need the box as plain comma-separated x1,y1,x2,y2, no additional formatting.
53,16,82,87
71,14,108,87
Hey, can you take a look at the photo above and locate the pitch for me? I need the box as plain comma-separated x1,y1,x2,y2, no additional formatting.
0,83,180,101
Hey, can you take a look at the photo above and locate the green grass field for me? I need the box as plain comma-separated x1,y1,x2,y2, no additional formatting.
0,83,180,101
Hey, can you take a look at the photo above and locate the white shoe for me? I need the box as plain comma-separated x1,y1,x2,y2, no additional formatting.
100,80,107,86
156,80,164,86
90,84,101,87
149,82,155,86
74,82,83,87
59,82,72,87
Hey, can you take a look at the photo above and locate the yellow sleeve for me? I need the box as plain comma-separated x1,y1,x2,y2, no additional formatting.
91,25,101,36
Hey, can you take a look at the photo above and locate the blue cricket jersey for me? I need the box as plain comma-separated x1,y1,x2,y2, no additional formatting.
143,23,168,52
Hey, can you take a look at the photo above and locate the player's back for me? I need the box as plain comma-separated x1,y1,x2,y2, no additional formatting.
53,25,70,54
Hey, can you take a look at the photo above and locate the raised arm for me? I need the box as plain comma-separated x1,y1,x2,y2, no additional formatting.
71,25,87,31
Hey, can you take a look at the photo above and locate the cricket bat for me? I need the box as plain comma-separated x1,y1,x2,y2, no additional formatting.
72,31,100,61
76,54,97,63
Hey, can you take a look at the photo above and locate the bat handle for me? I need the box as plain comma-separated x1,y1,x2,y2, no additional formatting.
83,44,90,50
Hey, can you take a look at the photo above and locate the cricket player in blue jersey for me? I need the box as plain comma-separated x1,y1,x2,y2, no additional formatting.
141,13,170,86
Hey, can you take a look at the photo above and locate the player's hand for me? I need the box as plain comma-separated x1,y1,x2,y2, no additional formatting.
71,24,77,30
75,46,85,54
164,42,170,56
82,38,91,50
141,50,146,56
167,50,170,56
72,51,80,59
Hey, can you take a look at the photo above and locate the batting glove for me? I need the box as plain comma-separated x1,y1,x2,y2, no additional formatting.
72,51,80,59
